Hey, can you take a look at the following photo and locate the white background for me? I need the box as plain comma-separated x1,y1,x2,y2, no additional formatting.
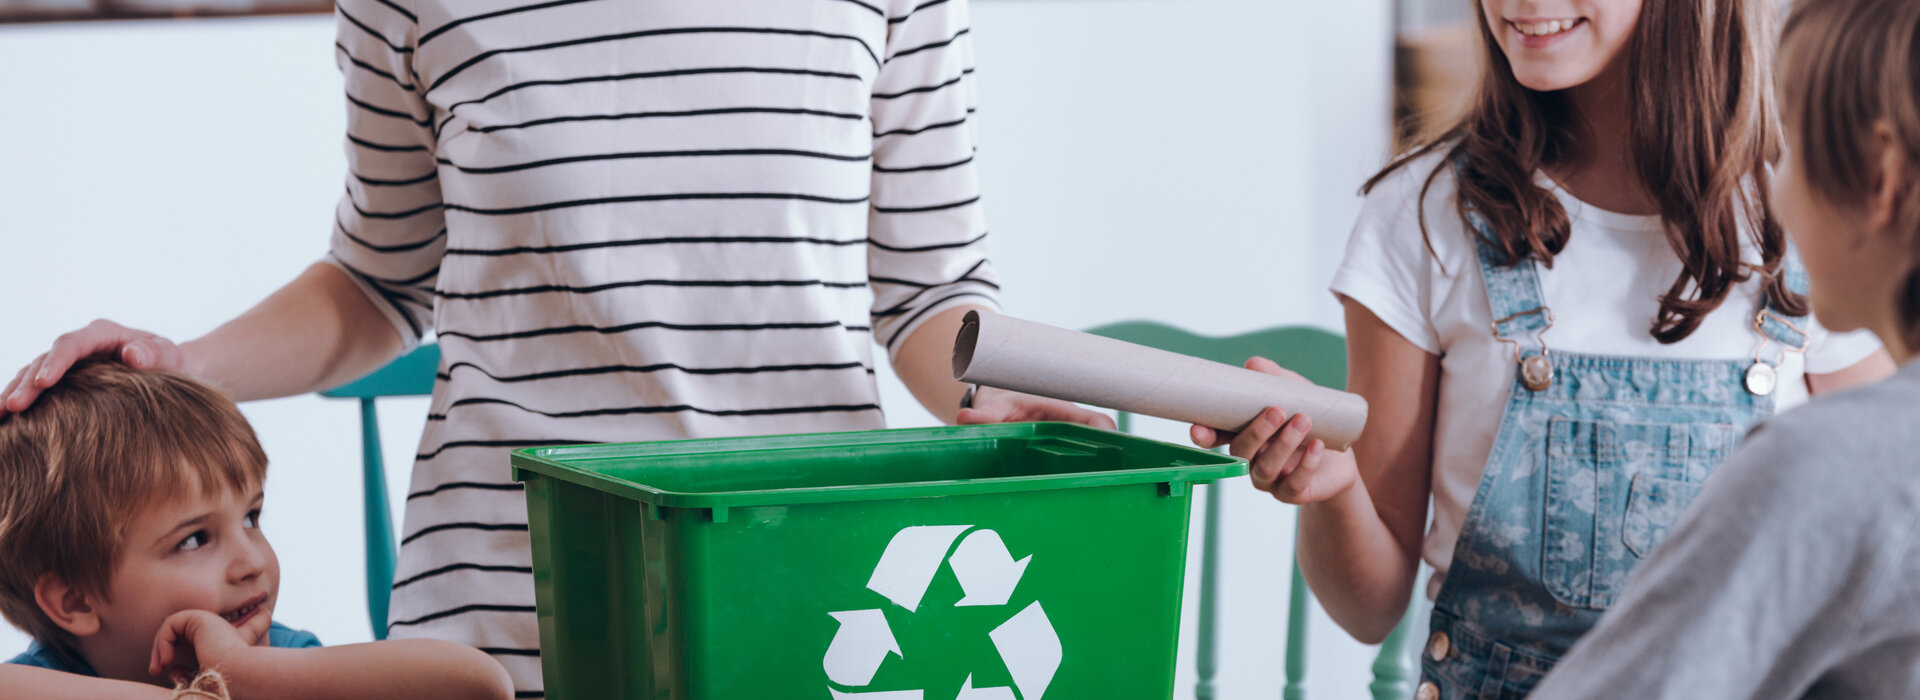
0,1,1401,696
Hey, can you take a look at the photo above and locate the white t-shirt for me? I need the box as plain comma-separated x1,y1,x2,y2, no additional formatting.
1328,151,1884,599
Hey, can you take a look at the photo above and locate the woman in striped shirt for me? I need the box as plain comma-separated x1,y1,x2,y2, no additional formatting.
0,0,1108,695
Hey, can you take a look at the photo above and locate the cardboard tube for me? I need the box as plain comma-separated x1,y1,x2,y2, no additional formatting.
952,311,1368,451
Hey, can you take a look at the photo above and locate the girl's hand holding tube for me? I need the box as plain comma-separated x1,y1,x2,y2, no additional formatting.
1190,356,1361,504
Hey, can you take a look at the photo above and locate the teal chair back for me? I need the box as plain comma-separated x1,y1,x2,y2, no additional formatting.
318,342,441,640
1082,322,1418,700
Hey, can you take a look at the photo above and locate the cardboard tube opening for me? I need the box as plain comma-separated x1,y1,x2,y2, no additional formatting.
952,310,982,380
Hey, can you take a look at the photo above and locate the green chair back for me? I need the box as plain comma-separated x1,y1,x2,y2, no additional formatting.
1081,322,1417,700
318,342,441,640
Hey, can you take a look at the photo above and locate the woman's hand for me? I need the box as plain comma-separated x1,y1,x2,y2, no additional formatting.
1190,356,1360,504
956,386,1117,430
2,320,183,416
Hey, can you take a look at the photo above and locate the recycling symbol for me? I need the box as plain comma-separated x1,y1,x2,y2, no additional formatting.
823,525,1062,700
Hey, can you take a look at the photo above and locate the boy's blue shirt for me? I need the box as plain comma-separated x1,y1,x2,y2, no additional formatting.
6,622,321,675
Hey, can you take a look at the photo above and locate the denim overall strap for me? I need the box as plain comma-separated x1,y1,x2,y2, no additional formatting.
1417,207,1780,700
1745,254,1815,396
1468,212,1553,350
1759,255,1814,353
1469,211,1815,353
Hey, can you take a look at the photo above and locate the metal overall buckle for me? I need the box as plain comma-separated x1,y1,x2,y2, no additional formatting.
1492,306,1556,392
1745,309,1811,396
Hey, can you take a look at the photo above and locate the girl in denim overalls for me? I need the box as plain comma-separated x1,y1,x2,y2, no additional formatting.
1193,1,1894,697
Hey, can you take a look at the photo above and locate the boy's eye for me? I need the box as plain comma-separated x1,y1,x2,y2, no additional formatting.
178,531,208,552
244,510,260,529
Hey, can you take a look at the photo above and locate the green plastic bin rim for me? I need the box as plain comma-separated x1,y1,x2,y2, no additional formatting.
509,422,1247,510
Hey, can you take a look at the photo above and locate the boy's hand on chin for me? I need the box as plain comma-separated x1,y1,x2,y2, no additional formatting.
148,609,264,685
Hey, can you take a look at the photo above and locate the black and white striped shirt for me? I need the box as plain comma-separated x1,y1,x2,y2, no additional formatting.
324,0,995,693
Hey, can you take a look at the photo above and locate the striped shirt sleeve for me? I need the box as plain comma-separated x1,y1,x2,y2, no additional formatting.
867,0,1001,360
325,0,444,348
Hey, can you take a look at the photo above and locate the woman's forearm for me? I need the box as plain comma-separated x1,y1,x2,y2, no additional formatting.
182,262,405,401
890,304,988,424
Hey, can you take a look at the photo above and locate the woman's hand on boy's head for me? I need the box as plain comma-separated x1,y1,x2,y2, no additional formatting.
1,319,182,416
148,609,263,686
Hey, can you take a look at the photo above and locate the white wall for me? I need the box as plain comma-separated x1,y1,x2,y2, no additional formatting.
0,2,1396,696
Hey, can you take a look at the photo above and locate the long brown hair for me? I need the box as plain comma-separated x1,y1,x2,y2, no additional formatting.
1779,0,1920,349
1370,0,1806,343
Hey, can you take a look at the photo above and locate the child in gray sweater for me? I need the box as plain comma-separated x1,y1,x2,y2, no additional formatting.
1533,0,1920,697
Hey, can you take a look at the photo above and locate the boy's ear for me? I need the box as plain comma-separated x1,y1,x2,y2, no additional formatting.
33,574,100,638
1866,120,1913,236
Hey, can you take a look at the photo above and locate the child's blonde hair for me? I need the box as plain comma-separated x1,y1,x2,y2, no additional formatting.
0,359,267,665
1780,0,1920,348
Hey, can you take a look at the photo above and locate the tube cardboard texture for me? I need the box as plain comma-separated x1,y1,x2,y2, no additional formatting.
952,311,1368,451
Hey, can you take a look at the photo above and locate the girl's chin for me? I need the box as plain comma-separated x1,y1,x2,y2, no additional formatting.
1511,69,1603,93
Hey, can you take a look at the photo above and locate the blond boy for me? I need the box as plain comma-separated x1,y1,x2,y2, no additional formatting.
0,360,510,699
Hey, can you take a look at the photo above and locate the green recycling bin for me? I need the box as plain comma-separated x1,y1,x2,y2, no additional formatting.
511,422,1247,700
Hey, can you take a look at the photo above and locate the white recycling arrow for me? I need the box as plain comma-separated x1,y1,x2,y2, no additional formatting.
823,610,900,686
829,691,924,700
866,525,970,611
949,530,1031,607
955,674,1016,700
990,602,1062,700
